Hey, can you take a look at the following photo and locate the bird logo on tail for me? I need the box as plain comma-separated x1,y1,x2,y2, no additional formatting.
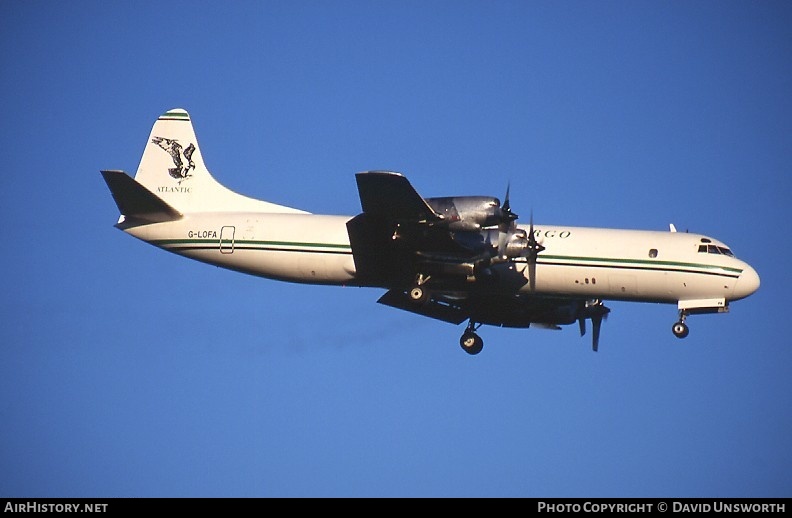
151,136,196,183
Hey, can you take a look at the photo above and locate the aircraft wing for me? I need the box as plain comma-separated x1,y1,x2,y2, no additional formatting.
378,288,585,332
348,172,448,286
355,171,441,223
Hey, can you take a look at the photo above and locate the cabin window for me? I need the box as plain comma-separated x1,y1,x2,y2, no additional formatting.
648,249,658,258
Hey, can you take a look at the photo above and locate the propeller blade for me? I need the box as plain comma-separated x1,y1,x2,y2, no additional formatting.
528,211,535,291
499,182,518,225
497,184,511,258
592,314,602,352
497,230,508,259
496,183,520,260
528,256,537,292
578,317,586,337
529,210,535,242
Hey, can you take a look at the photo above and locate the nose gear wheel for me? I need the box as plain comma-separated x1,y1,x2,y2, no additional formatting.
672,310,690,339
459,321,483,355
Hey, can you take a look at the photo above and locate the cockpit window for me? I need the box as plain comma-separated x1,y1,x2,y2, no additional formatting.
698,244,735,257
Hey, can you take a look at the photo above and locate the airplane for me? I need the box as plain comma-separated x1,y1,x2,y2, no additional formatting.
101,108,761,354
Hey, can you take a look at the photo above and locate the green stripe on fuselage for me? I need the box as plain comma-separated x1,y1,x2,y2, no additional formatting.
152,238,351,251
150,240,740,275
540,254,742,275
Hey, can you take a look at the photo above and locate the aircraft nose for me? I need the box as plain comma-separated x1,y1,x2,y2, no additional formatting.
733,264,760,301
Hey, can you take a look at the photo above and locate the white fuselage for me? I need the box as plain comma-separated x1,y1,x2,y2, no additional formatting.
103,108,762,352
121,211,760,308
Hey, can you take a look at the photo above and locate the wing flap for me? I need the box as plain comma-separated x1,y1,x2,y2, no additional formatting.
377,289,468,325
346,214,409,285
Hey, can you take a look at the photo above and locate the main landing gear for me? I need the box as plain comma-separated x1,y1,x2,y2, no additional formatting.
460,321,483,355
407,274,485,355
672,310,690,339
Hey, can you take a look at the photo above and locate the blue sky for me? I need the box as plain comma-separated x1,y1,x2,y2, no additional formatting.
1,1,790,497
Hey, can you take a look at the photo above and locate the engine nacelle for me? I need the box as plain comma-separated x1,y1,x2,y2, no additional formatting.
470,299,581,328
426,196,505,230
502,228,528,258
481,228,529,259
418,259,476,279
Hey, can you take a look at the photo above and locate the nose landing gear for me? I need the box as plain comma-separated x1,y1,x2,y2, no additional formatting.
460,321,483,355
672,310,690,339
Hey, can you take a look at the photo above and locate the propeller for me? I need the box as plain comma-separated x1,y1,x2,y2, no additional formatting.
500,183,518,223
493,183,545,290
525,211,545,292
497,183,519,259
578,300,611,352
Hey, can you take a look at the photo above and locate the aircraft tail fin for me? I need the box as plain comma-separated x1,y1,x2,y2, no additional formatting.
131,108,307,214
101,170,182,224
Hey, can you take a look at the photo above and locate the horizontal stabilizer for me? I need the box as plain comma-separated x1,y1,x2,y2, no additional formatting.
355,171,440,223
377,290,467,325
101,170,182,223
